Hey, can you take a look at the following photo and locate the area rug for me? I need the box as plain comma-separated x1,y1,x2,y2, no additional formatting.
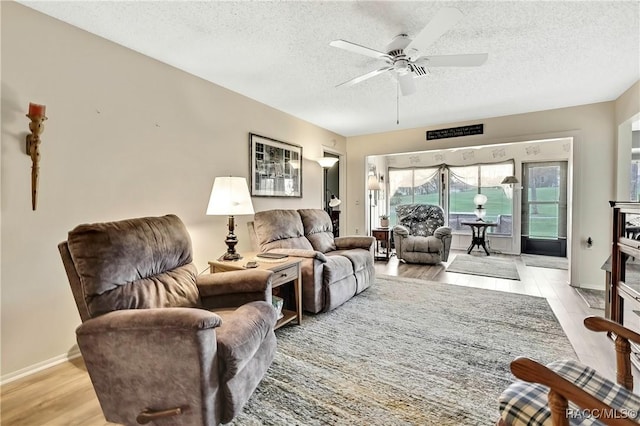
576,288,606,310
446,254,520,280
230,275,575,425
522,254,568,270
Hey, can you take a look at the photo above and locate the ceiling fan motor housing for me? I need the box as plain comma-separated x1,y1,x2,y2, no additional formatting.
330,8,485,91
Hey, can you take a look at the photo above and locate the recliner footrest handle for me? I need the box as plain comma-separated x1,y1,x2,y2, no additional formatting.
136,406,188,424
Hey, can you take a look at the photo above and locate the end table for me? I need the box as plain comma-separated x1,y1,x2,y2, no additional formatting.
372,228,392,260
461,221,497,256
208,253,302,330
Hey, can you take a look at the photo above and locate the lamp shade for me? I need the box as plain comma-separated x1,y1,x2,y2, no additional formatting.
329,195,342,208
317,157,339,168
501,176,519,185
367,175,381,190
206,177,254,216
473,193,488,207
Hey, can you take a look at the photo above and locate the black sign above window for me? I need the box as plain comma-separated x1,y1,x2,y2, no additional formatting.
426,124,484,140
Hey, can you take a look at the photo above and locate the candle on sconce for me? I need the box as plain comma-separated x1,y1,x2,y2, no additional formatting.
28,103,46,117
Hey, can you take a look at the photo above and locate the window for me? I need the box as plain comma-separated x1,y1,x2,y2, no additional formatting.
631,160,640,201
388,162,514,235
388,168,440,226
448,163,513,234
522,162,567,240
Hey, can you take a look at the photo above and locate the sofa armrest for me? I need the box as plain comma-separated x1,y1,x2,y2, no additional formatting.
269,248,327,262
392,224,410,237
76,307,222,335
334,236,375,250
434,226,452,239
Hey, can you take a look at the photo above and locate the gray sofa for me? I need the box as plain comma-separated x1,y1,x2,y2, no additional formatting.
393,203,452,264
249,208,375,313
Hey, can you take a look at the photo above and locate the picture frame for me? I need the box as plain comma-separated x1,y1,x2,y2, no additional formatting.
249,133,302,197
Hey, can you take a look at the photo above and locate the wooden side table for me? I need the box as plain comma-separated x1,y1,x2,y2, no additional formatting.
372,228,392,260
208,253,302,330
461,221,498,256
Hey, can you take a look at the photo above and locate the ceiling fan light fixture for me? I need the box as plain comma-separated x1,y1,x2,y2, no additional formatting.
397,72,417,96
395,58,410,72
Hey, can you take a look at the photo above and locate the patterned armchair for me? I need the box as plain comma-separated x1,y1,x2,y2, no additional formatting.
392,204,452,264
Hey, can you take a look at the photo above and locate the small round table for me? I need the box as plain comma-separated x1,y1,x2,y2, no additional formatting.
461,221,498,256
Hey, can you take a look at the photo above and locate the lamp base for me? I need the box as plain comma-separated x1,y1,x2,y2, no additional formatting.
220,251,242,261
220,215,242,261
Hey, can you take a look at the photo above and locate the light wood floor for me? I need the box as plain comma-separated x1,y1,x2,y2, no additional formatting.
0,250,619,425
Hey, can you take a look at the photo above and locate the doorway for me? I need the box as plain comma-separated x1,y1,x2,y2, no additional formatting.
323,152,340,236
521,161,568,257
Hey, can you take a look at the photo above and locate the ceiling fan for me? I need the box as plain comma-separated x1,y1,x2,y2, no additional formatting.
330,8,488,96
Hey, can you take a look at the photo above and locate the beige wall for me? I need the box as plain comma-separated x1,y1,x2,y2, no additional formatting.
614,81,640,200
346,102,618,289
615,81,640,126
0,3,345,379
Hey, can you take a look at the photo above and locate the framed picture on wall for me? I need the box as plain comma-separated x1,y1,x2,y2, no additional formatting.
249,133,302,197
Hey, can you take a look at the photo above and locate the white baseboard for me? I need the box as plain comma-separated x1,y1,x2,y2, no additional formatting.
1,349,81,385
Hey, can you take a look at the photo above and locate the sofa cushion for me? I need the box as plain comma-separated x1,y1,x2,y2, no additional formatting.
253,210,313,252
322,255,354,284
298,209,336,253
67,215,200,317
403,235,442,253
335,248,373,273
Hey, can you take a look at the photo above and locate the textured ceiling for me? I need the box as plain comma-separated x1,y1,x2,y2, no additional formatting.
19,1,640,137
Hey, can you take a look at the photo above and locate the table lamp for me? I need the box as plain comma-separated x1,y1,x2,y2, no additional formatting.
206,176,254,261
473,193,487,221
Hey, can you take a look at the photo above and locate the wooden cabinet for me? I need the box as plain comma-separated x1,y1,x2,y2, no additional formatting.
609,202,640,367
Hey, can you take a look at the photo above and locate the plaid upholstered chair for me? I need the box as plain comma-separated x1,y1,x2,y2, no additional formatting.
392,203,452,264
498,316,640,425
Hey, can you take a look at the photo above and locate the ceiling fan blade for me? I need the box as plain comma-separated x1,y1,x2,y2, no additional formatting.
397,73,417,96
406,8,464,56
336,67,393,87
330,39,392,60
415,53,488,67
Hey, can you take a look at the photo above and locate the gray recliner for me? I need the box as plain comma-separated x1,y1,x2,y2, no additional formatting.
392,203,452,264
58,214,277,425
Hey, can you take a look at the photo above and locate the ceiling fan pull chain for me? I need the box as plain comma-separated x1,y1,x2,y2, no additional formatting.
396,81,400,125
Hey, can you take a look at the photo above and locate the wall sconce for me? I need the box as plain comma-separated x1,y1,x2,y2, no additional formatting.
26,103,47,210
316,157,339,168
